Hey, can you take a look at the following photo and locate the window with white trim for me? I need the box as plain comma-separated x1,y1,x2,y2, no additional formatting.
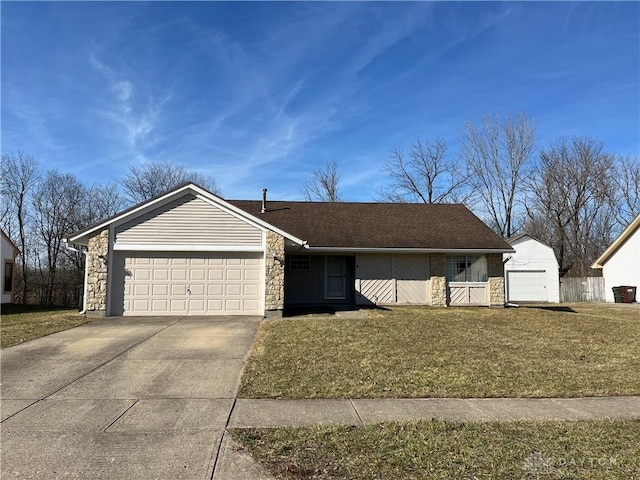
446,255,488,282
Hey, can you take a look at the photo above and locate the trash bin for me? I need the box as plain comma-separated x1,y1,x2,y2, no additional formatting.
619,286,637,303
612,286,622,303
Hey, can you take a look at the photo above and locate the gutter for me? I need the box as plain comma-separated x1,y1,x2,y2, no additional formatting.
63,239,88,315
303,247,515,254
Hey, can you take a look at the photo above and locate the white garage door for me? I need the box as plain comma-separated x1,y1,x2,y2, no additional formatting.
118,252,263,316
507,270,547,302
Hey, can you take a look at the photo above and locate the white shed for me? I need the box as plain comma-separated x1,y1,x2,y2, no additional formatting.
592,214,640,303
504,234,560,303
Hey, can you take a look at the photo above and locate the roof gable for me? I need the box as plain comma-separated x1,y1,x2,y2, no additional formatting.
68,183,304,246
592,213,640,268
1,229,20,256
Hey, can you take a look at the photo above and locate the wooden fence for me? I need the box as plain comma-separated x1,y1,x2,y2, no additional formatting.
560,277,606,303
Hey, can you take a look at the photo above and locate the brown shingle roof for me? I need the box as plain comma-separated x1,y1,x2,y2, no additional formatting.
228,200,511,250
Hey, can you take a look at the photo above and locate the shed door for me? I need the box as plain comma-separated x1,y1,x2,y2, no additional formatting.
507,270,547,302
113,252,263,316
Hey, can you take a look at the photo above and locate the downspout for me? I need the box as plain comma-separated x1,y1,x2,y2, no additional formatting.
502,254,519,308
63,239,88,314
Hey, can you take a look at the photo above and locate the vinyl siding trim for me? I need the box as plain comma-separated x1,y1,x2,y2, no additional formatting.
112,244,264,252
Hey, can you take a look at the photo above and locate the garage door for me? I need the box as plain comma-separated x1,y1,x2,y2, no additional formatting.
507,270,547,302
115,252,263,316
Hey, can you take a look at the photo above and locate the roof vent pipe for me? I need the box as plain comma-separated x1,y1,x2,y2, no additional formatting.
261,188,267,213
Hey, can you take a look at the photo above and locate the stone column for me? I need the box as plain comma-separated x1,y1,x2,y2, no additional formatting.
86,228,109,317
487,253,505,306
429,253,448,306
264,230,285,316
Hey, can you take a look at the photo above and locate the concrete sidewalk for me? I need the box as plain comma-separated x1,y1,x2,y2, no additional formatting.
213,395,640,479
228,396,640,428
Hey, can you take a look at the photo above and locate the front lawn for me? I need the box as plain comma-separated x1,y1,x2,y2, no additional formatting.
238,305,640,399
0,304,88,348
231,420,640,480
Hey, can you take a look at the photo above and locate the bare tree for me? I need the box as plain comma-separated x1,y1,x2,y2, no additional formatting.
85,183,127,224
379,139,472,204
302,161,341,202
461,113,536,237
122,160,220,204
31,171,87,305
611,155,640,229
525,136,615,277
1,152,41,303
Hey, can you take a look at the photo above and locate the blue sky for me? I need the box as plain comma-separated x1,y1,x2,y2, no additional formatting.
2,1,639,201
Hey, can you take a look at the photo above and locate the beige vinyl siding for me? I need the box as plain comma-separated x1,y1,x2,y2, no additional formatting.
356,254,394,304
115,194,262,247
394,254,429,303
356,253,429,305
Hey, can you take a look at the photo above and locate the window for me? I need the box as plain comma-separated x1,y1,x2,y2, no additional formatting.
4,262,13,292
289,255,310,270
446,255,487,282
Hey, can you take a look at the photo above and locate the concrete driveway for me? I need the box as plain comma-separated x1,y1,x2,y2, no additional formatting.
1,315,264,480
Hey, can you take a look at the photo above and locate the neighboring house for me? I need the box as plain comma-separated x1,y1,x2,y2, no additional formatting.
1,230,20,304
592,214,640,302
66,183,514,317
504,233,560,303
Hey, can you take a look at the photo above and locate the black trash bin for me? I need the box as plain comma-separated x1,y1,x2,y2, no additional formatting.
620,286,637,303
612,287,622,303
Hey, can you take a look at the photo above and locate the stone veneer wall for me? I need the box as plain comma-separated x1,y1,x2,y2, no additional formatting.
429,253,448,306
487,253,505,306
86,228,109,316
265,230,285,314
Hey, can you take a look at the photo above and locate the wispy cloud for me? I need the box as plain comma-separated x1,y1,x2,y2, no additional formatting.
89,53,170,153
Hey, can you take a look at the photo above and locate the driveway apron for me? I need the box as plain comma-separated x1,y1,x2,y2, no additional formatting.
1,315,262,480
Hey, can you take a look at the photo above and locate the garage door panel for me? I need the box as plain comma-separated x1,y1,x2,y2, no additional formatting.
244,299,259,310
119,252,263,316
190,269,206,281
136,269,151,281
172,269,187,281
207,299,223,311
226,299,241,311
153,285,168,295
208,270,223,281
153,269,168,280
133,285,149,296
226,284,242,296
152,299,168,311
227,269,242,281
507,271,547,302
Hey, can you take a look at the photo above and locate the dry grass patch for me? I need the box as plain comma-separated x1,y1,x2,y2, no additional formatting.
1,305,88,348
231,420,640,480
239,305,640,399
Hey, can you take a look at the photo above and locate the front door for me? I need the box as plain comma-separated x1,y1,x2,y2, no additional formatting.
325,256,346,300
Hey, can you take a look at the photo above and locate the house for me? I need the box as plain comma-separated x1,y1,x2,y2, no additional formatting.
1,230,19,304
66,183,514,317
504,233,560,303
592,214,640,303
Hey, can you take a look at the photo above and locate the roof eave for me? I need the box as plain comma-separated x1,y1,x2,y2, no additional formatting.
591,213,640,268
303,247,515,254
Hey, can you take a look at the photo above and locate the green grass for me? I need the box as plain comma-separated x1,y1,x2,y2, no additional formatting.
231,420,640,480
1,304,88,348
238,305,640,399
